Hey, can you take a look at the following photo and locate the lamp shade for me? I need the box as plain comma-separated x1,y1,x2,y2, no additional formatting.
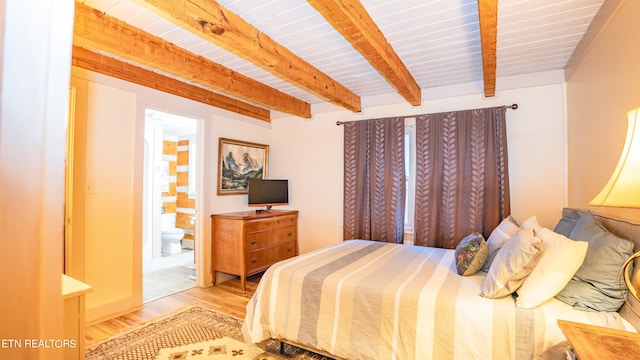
589,107,640,207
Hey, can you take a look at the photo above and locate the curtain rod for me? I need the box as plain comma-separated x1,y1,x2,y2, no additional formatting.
335,103,518,126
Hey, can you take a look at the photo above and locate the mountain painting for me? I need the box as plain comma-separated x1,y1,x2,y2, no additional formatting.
217,138,269,195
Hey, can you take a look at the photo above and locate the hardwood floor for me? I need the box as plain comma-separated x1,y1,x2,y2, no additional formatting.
84,274,262,346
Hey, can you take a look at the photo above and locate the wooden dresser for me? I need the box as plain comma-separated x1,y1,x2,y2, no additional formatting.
211,209,298,292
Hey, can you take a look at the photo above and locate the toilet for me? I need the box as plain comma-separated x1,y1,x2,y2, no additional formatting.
161,213,184,254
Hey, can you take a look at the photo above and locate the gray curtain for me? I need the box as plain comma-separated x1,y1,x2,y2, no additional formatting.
414,107,510,249
343,117,405,243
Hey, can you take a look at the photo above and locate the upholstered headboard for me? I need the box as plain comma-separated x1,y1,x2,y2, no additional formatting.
563,208,640,330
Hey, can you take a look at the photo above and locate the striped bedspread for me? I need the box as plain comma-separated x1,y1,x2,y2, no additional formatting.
243,240,631,360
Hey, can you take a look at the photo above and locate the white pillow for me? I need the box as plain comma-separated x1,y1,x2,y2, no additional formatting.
515,228,588,308
481,228,545,299
481,215,521,272
521,215,542,232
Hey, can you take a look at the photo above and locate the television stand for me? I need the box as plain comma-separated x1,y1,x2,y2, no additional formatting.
210,209,299,292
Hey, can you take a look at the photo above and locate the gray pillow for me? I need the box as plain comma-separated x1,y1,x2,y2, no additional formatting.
481,228,545,299
481,215,521,272
555,211,634,312
553,209,581,237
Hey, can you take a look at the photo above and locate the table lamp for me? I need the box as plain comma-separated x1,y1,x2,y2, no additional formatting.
589,107,640,305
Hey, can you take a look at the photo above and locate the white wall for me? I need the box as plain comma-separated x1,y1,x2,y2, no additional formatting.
83,82,137,322
270,114,344,253
272,81,567,253
566,0,640,222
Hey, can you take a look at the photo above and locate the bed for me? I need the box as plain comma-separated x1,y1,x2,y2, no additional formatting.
242,209,640,359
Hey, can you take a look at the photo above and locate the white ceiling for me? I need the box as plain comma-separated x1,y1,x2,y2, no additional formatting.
77,0,607,116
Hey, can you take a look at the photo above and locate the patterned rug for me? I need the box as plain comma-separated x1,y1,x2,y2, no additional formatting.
85,305,329,360
154,337,278,360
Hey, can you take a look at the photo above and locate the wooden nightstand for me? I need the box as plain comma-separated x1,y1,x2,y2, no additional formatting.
558,319,640,359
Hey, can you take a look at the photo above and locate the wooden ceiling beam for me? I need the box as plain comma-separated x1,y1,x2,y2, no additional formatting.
73,2,310,118
71,46,270,122
478,0,498,97
142,0,361,113
308,0,421,106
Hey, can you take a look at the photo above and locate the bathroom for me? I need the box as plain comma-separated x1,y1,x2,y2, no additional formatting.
143,108,198,302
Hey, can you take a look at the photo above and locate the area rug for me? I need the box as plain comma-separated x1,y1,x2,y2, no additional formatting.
154,337,277,360
85,305,329,360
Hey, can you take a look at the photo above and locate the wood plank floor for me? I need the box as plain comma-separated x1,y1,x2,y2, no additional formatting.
84,274,262,346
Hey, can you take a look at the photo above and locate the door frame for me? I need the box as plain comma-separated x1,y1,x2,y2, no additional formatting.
142,108,206,289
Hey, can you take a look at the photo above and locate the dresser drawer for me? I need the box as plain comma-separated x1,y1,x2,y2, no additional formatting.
268,241,297,263
273,214,297,229
273,226,297,245
246,248,270,273
244,231,270,251
244,219,273,234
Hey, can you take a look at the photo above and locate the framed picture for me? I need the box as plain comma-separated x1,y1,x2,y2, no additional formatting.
217,138,269,195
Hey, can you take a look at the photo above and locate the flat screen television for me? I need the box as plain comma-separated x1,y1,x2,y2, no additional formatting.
248,179,288,211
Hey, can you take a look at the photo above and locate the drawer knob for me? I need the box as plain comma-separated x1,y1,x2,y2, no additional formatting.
250,239,257,245
251,258,257,263
288,231,293,236
288,247,293,252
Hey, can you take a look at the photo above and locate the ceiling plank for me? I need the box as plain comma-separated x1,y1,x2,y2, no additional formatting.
478,0,498,97
307,0,421,106
71,46,270,122
142,0,361,113
73,2,310,118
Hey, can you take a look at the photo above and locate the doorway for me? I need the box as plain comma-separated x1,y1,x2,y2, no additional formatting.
143,108,199,302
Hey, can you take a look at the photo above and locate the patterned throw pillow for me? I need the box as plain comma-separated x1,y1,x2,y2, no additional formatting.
455,232,488,276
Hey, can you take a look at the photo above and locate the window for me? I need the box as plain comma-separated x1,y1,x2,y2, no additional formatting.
404,117,416,235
